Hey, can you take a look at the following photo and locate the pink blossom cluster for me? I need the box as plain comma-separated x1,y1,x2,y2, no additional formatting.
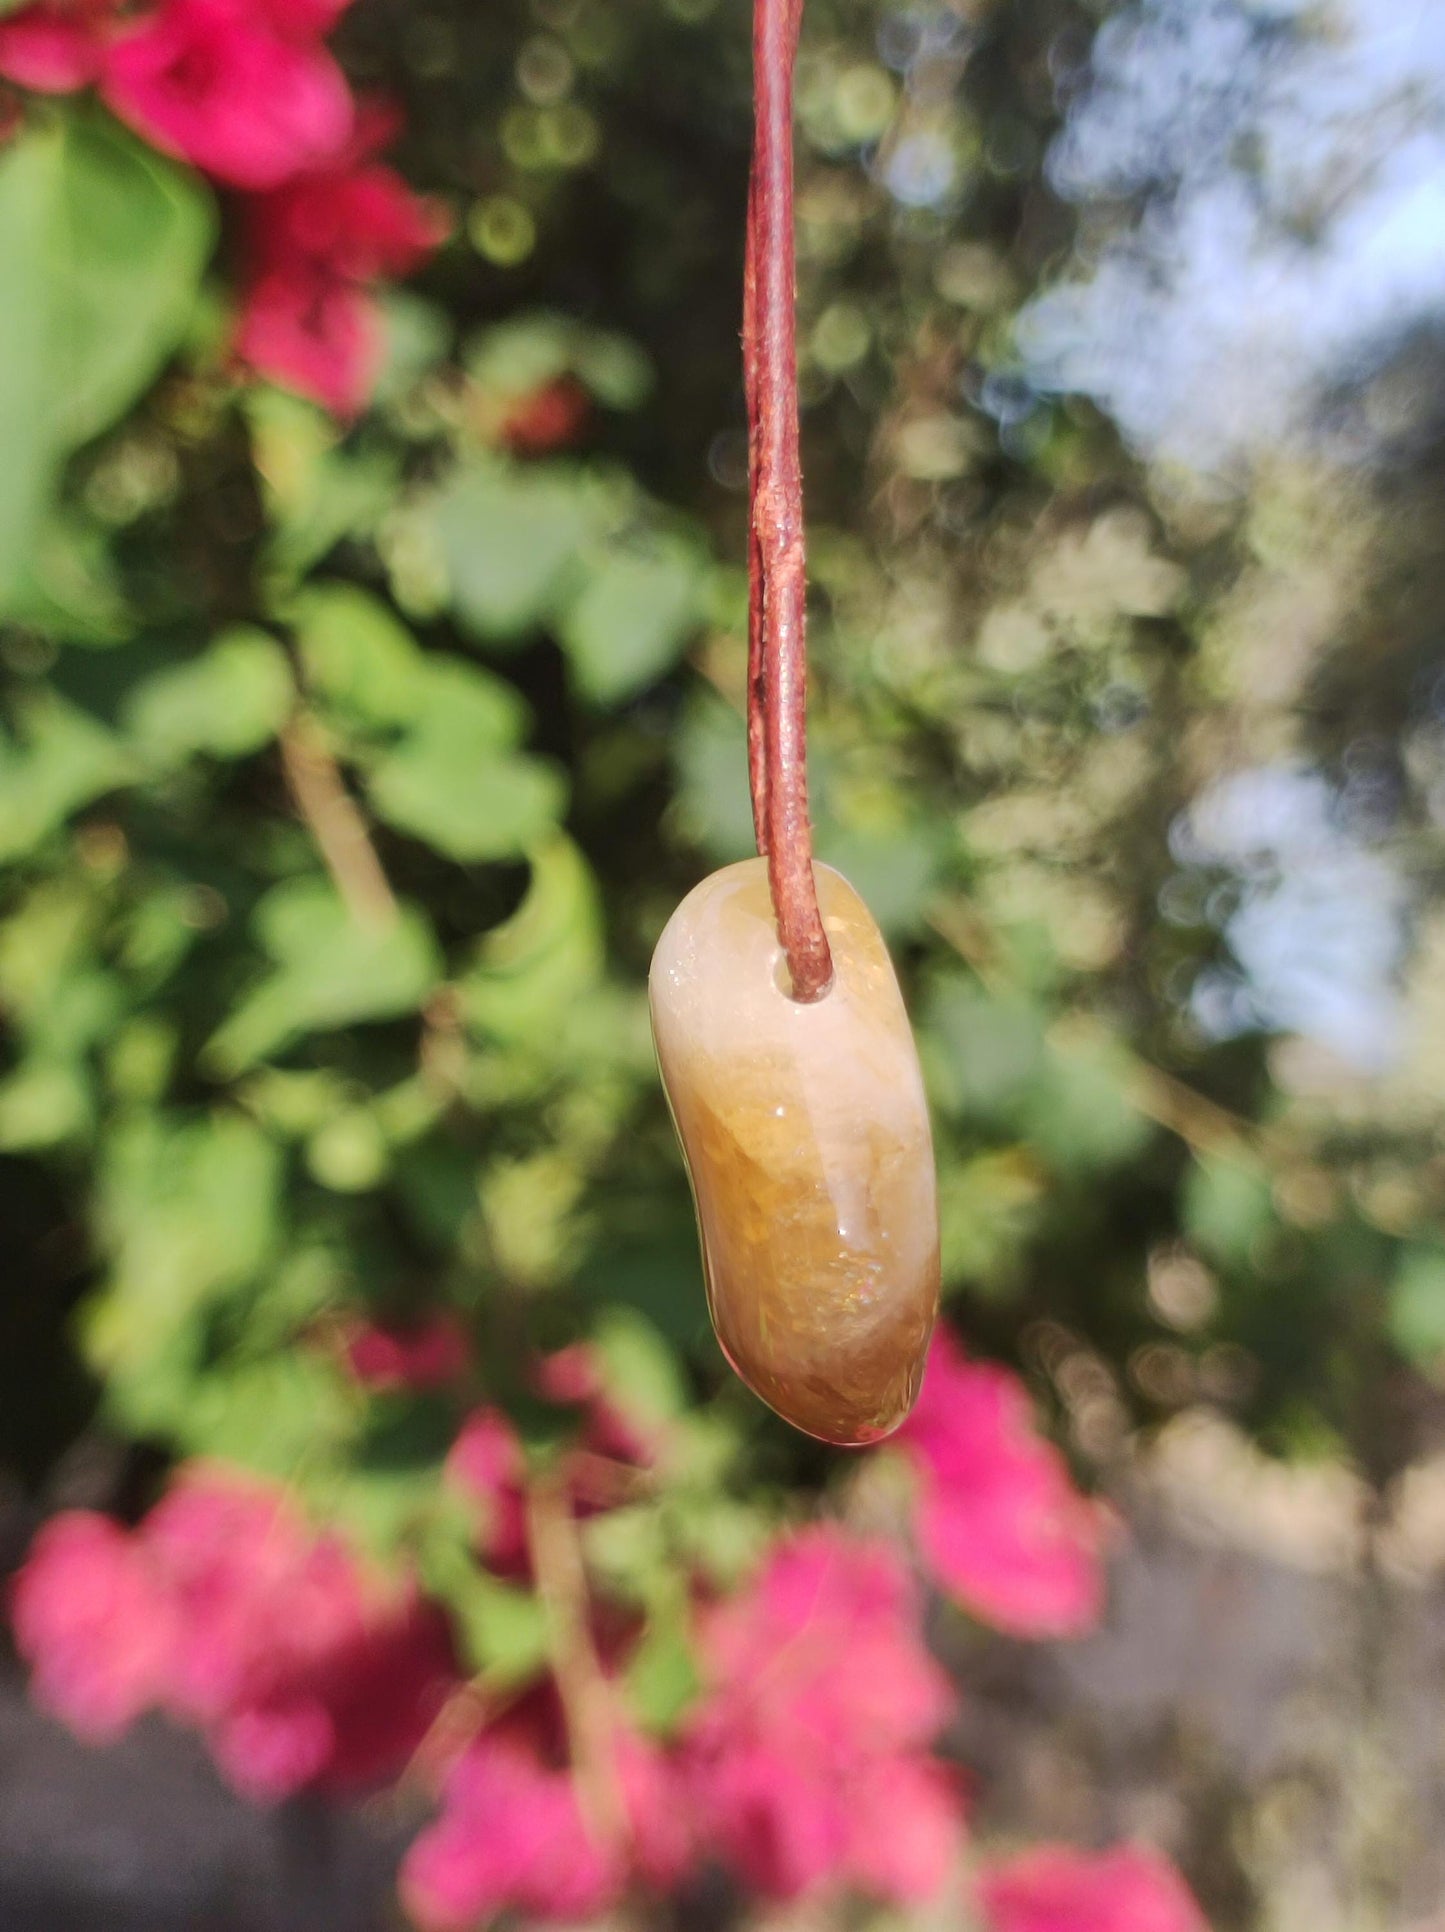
896,1323,1107,1637
400,1526,962,1928
0,0,445,413
401,1690,693,1930
10,1466,454,1801
9,1323,1203,1929
343,1311,472,1393
442,1342,659,1578
677,1525,964,1903
978,1844,1211,1932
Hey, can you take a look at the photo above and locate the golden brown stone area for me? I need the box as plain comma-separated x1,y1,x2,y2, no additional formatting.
649,859,939,1445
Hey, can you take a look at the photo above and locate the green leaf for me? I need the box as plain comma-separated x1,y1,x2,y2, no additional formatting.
0,123,212,595
466,312,653,411
175,1350,355,1475
250,390,399,581
0,695,133,861
1022,1037,1151,1175
366,738,565,864
574,1198,709,1349
625,1604,700,1734
23,966,122,1061
666,1481,769,1585
296,594,543,855
0,115,212,597
457,834,604,1041
938,1149,1045,1291
454,1571,551,1683
582,1504,665,1592
49,114,215,452
85,1111,283,1388
204,879,442,1074
309,1398,466,1552
360,657,563,863
3,510,128,643
1182,1153,1276,1270
0,880,99,1021
921,978,1047,1122
815,822,950,940
292,583,428,730
420,1529,549,1684
104,1015,176,1104
306,1105,391,1193
570,331,653,411
673,690,756,862
404,657,528,750
119,885,201,989
1389,1245,1445,1371
0,1060,92,1151
466,313,575,396
557,537,707,703
592,1308,686,1429
375,291,452,404
0,128,62,598
430,459,602,640
124,627,293,764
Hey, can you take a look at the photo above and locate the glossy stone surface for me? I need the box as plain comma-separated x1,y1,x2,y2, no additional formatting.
649,859,939,1445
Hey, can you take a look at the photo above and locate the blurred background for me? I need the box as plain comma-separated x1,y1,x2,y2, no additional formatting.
2,0,1445,1928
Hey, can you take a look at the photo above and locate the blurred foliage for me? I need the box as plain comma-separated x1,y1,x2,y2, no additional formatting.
4,0,1445,1741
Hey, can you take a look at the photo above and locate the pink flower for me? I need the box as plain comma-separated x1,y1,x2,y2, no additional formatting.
234,265,377,417
401,1698,692,1930
143,1471,346,1726
236,105,446,415
206,1590,455,1801
316,1595,457,1794
144,1469,453,1799
102,0,353,190
251,0,353,36
681,1525,964,1903
445,1406,530,1572
977,1845,1209,1932
538,1342,659,1471
495,376,591,455
0,0,119,92
11,1468,457,1804
616,1726,696,1892
10,1512,175,1742
895,1327,1105,1639
847,1755,968,1902
246,104,443,282
443,1353,658,1578
211,1693,336,1799
345,1313,471,1392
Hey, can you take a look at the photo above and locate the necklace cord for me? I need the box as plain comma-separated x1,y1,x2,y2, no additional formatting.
744,0,833,1002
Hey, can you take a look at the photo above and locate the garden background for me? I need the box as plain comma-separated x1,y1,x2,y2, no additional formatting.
2,0,1445,1928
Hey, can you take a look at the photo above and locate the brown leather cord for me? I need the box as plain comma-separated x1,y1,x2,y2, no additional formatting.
745,0,833,1002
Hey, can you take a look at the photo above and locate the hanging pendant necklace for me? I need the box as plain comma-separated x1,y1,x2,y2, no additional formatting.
649,0,939,1445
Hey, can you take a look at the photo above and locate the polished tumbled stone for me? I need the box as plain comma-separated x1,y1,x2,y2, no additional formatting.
649,859,939,1445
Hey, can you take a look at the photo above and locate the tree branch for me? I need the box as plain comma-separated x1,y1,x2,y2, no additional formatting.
524,1471,628,1856
279,713,398,931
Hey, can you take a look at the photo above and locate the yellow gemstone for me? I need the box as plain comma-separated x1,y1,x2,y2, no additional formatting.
649,859,939,1445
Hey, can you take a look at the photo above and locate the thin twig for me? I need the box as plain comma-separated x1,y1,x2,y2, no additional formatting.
747,0,832,1000
401,1680,495,1793
1123,1060,1257,1162
524,1471,628,1855
279,712,398,931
